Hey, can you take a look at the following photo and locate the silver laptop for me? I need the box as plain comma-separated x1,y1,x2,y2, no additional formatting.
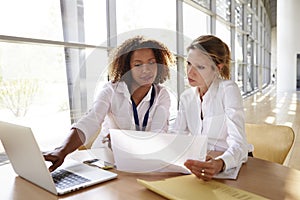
0,121,117,195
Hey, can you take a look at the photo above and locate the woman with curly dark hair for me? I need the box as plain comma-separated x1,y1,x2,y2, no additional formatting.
44,36,175,172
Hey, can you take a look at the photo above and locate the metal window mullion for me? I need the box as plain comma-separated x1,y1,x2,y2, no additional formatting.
230,0,236,81
211,0,216,34
106,0,117,49
241,2,248,93
60,0,87,123
176,0,185,109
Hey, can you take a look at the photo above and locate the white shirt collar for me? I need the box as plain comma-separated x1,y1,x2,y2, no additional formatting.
115,81,154,103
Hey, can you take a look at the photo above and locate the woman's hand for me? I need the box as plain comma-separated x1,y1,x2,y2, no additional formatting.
43,146,67,172
43,128,86,172
184,156,224,181
102,133,111,149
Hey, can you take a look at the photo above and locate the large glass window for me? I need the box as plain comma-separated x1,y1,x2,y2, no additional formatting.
0,0,63,41
246,37,254,92
216,0,231,21
191,0,211,9
215,20,231,49
0,42,70,150
82,0,107,45
0,0,273,155
235,31,244,90
235,0,243,30
60,0,107,45
247,12,252,33
116,0,176,48
183,2,211,43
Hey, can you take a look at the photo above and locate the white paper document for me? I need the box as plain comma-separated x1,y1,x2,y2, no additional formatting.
109,129,208,174
69,148,115,165
213,164,242,180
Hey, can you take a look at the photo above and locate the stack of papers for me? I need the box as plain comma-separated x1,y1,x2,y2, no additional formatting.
137,174,268,200
213,164,242,179
109,129,208,174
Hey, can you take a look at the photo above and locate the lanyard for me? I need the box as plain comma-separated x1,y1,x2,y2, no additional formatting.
131,86,155,131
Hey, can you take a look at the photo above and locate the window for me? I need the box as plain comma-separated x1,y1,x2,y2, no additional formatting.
82,0,107,45
235,0,243,30
116,0,176,48
191,0,211,9
0,0,63,41
0,0,273,155
215,20,231,49
0,42,70,150
216,0,231,21
235,31,244,90
183,2,211,42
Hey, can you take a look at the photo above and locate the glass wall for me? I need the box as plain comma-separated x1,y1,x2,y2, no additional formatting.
0,1,63,41
0,0,272,152
0,42,70,150
183,3,211,40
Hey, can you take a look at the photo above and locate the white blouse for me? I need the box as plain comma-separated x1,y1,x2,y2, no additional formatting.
172,78,252,171
73,81,170,147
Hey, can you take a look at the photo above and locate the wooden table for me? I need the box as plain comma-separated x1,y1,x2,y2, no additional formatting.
1,157,300,200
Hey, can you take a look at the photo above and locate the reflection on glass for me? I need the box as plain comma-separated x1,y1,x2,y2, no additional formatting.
191,0,211,9
235,0,243,30
216,0,231,21
246,38,253,92
247,13,252,32
235,32,243,89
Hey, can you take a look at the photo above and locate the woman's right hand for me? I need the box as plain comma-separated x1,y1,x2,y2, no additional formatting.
43,128,86,172
43,146,67,172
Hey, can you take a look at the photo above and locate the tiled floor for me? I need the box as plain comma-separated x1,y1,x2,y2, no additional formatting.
243,85,300,170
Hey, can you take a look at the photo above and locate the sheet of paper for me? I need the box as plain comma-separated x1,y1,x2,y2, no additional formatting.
213,164,242,180
109,129,208,173
69,147,115,165
137,174,268,200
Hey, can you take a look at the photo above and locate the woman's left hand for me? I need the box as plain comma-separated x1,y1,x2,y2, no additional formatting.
184,156,224,181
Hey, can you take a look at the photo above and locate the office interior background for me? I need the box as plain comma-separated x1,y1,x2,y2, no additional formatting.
0,0,300,168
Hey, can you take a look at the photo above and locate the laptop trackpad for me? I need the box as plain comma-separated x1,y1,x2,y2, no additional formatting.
59,159,117,180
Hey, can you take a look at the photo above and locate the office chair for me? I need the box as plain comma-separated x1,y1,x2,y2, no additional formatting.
245,123,295,165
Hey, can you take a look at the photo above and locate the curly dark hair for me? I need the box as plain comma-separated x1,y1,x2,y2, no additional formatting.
108,35,175,84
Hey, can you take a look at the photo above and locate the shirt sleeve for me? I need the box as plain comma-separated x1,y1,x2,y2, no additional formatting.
150,86,171,133
215,82,249,170
72,82,113,145
169,94,189,134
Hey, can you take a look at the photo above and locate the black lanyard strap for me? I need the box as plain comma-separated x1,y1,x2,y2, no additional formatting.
131,85,156,131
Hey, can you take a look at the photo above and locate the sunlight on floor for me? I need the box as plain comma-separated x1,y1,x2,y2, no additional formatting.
264,116,275,124
243,85,300,170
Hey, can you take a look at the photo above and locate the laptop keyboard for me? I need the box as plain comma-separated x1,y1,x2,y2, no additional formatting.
51,169,91,190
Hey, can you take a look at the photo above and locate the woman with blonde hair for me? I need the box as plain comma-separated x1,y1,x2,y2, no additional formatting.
173,35,252,180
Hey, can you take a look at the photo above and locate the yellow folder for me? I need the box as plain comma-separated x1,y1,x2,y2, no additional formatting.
137,174,267,200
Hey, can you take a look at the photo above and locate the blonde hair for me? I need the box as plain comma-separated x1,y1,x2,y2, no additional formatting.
187,35,231,79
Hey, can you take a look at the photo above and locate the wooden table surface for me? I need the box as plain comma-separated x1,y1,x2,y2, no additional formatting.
1,157,300,200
